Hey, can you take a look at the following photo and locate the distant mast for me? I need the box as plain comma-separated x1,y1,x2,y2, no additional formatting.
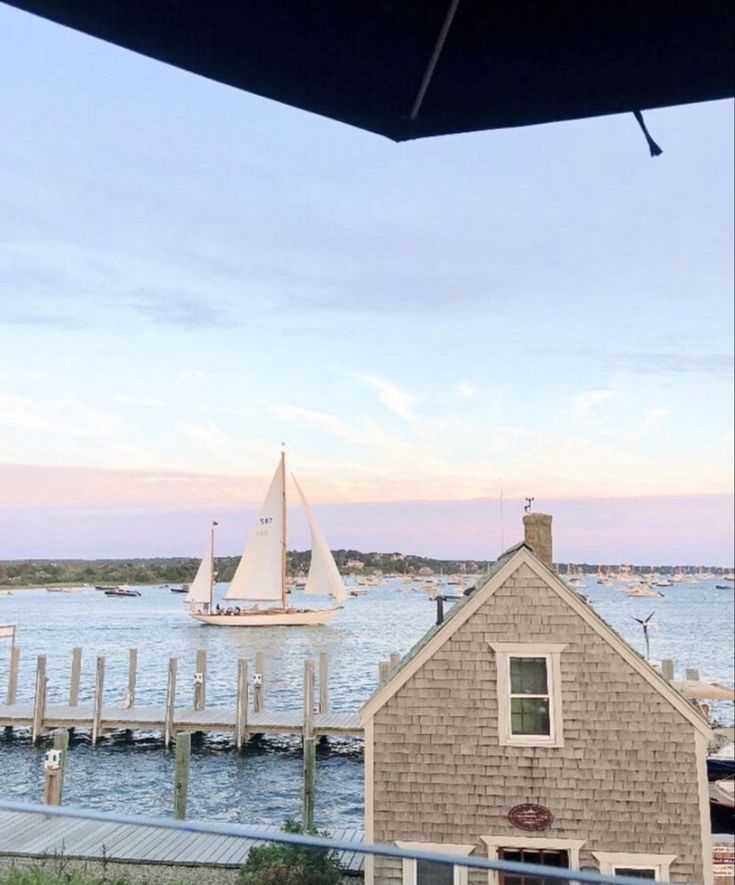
210,520,217,605
280,447,287,609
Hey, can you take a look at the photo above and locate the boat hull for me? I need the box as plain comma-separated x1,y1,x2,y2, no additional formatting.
190,608,341,627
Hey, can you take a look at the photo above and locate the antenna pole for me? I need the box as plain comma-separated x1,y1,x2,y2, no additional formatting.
499,486,505,554
281,448,287,609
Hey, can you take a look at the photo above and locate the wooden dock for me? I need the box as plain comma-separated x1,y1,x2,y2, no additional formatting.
0,703,361,738
1,646,371,745
0,808,365,874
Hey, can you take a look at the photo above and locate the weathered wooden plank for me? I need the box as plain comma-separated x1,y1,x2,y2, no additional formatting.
141,827,198,862
126,824,180,860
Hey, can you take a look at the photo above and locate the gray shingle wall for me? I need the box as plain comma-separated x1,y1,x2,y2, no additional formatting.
372,563,704,884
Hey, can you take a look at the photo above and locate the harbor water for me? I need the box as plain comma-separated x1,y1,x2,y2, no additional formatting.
0,576,732,828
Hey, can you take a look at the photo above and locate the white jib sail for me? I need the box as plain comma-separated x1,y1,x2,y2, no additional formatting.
225,463,284,602
292,475,348,605
186,540,213,605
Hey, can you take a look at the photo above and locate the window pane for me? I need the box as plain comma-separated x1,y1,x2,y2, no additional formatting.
416,859,454,885
614,869,656,880
511,696,551,735
510,657,548,694
540,851,567,867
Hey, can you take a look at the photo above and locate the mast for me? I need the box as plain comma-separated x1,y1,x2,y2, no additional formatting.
280,447,287,608
209,520,217,610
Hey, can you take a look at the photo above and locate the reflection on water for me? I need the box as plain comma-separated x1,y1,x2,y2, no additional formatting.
0,577,732,825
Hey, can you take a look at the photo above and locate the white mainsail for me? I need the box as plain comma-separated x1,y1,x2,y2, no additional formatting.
225,463,284,602
186,540,213,605
292,475,348,605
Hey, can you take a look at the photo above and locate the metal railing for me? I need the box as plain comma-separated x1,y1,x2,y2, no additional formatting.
0,800,693,885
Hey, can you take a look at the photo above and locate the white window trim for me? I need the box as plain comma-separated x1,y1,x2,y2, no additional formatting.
482,836,585,885
396,841,475,885
593,852,677,882
488,642,566,747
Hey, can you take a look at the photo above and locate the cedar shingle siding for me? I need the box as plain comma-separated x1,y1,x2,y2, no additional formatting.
369,561,706,884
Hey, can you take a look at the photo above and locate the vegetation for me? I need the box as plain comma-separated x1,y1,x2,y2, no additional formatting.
0,551,490,587
238,819,342,885
0,869,128,885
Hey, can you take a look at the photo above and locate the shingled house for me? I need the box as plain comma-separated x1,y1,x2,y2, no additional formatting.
360,514,712,885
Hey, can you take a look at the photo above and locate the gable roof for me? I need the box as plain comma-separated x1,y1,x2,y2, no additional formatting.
360,544,711,737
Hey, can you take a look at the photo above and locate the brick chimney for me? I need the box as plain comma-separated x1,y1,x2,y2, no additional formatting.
523,512,553,569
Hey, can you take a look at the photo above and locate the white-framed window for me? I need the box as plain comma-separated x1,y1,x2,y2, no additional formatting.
593,852,677,881
396,842,475,885
482,836,585,885
488,643,566,747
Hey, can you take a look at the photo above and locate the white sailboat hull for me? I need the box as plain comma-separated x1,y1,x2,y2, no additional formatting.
190,607,341,627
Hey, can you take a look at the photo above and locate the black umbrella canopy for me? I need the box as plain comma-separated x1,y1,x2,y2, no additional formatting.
4,0,734,140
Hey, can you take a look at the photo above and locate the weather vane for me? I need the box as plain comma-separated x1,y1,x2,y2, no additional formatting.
524,497,534,514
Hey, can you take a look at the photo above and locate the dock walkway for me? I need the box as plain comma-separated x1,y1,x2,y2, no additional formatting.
0,809,365,873
0,703,362,739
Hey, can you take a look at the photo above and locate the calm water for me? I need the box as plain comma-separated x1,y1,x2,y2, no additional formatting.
0,576,732,827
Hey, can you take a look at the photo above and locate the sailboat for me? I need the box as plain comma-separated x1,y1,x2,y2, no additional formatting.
188,452,348,627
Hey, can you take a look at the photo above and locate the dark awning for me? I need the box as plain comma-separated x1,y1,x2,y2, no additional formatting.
4,1,734,141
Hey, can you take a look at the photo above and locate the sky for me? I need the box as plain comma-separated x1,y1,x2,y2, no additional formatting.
0,6,733,564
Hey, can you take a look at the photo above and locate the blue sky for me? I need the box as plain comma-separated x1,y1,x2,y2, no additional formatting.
0,5,733,562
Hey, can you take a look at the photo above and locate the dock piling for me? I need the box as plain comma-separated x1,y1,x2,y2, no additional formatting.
69,647,82,706
378,661,390,685
253,651,265,712
661,659,675,681
194,649,207,711
44,729,70,806
173,732,191,820
91,656,105,745
43,746,64,807
127,648,138,707
389,651,401,675
319,652,329,714
164,657,178,749
236,658,248,750
686,668,700,681
31,655,48,745
6,645,20,705
302,660,316,831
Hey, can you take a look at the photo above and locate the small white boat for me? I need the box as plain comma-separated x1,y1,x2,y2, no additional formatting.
625,585,663,597
0,590,12,598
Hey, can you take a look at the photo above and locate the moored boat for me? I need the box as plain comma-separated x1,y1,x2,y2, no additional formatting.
104,586,141,597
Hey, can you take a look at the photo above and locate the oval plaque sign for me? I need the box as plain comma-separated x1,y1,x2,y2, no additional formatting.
508,803,554,832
